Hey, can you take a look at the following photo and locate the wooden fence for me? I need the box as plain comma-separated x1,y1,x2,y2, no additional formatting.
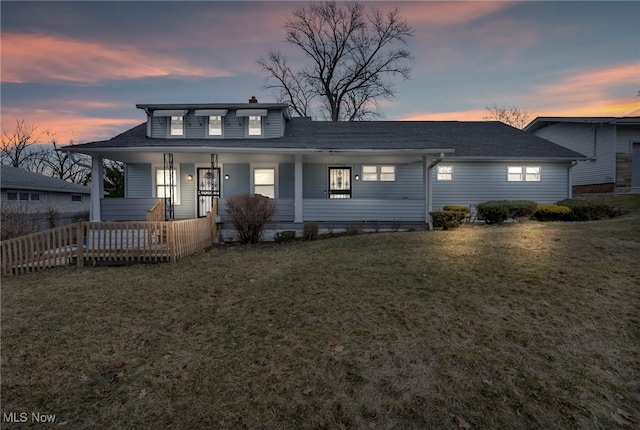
1,210,218,276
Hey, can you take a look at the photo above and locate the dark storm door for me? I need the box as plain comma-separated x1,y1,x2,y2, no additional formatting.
328,167,352,199
197,167,220,217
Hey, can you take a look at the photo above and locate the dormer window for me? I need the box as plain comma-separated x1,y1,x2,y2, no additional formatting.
237,109,267,137
248,116,262,136
170,116,184,136
208,116,222,136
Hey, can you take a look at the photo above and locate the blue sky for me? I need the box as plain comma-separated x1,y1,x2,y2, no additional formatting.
1,1,638,143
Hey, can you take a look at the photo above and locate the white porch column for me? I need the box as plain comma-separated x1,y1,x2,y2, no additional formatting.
294,154,303,223
90,154,104,222
423,155,431,229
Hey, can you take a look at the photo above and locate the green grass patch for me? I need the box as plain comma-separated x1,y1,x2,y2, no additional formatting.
2,196,639,429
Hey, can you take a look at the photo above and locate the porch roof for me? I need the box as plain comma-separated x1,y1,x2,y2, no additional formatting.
63,117,587,160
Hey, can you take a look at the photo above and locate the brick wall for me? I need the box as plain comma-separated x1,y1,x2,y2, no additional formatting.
616,154,632,189
573,183,615,194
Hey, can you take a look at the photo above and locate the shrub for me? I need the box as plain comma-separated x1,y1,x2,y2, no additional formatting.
430,210,466,230
534,204,572,222
274,230,297,243
225,194,275,244
506,200,538,220
303,222,318,241
477,201,511,224
477,200,537,224
442,205,470,214
556,199,614,221
346,224,361,236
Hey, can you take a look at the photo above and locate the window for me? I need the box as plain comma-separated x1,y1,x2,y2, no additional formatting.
248,116,262,136
254,168,275,198
208,115,222,136
437,165,453,181
525,166,541,182
7,191,39,201
7,192,17,201
156,169,179,204
31,193,40,201
362,165,378,181
71,195,82,202
170,116,184,136
19,192,29,201
380,166,396,181
508,166,541,182
361,165,396,181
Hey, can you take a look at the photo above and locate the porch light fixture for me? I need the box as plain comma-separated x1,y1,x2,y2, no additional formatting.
187,174,193,181
224,174,230,180
355,174,360,181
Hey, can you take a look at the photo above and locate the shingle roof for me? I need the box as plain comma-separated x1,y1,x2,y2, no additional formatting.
65,118,587,159
1,165,91,194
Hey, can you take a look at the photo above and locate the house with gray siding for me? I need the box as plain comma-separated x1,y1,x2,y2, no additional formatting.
62,98,587,233
525,117,640,194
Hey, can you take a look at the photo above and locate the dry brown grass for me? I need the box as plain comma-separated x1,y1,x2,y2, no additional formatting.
2,196,639,429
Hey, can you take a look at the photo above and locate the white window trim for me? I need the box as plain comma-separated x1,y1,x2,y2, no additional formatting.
361,165,396,182
247,115,263,137
168,115,185,137
250,164,277,198
207,115,223,137
154,165,181,204
436,165,454,181
507,165,541,182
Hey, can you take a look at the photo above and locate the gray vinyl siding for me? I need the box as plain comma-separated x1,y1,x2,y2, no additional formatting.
175,163,195,219
303,162,424,199
432,161,570,209
125,164,152,198
303,199,425,222
534,123,615,186
279,163,295,198
222,164,250,197
149,109,286,139
101,198,158,221
616,125,640,153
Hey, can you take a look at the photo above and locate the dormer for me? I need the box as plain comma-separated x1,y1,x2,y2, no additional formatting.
137,98,290,139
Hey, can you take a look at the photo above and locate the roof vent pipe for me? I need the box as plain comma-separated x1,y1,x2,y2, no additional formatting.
249,96,258,103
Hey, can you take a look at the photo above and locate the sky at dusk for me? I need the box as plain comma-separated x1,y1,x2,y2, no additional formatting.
1,1,639,144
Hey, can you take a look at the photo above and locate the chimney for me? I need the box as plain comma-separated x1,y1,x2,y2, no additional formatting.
248,96,258,103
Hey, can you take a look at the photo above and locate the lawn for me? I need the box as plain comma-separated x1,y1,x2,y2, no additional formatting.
2,196,639,429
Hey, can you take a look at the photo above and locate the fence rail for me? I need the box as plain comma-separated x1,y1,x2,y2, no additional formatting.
1,210,218,276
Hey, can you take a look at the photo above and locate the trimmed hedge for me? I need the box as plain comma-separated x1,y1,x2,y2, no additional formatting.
442,205,470,214
556,199,615,221
534,204,572,222
430,210,467,230
274,230,297,243
477,200,537,224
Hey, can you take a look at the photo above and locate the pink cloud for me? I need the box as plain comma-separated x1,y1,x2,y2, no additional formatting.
399,1,515,26
1,32,233,84
536,63,639,103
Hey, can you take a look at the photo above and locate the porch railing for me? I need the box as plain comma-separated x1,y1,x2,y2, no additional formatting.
146,199,164,222
1,208,218,276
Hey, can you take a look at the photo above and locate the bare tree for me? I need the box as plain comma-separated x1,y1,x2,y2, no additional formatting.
41,139,91,185
1,119,42,169
258,1,413,121
483,104,532,129
104,160,125,197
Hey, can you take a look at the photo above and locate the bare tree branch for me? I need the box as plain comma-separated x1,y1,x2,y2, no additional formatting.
1,119,42,169
483,104,533,129
258,1,413,121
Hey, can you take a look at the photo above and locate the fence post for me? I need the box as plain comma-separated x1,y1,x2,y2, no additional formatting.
77,222,85,268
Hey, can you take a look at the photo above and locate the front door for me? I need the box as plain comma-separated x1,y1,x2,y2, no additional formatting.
197,168,220,217
328,167,352,199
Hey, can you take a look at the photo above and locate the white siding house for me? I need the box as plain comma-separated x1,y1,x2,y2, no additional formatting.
525,117,640,193
62,98,588,230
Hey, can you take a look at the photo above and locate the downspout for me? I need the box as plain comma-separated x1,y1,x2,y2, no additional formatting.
425,152,445,230
568,160,578,198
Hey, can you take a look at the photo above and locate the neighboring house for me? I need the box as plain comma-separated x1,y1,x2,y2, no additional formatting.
62,98,586,231
525,117,640,194
1,165,91,213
